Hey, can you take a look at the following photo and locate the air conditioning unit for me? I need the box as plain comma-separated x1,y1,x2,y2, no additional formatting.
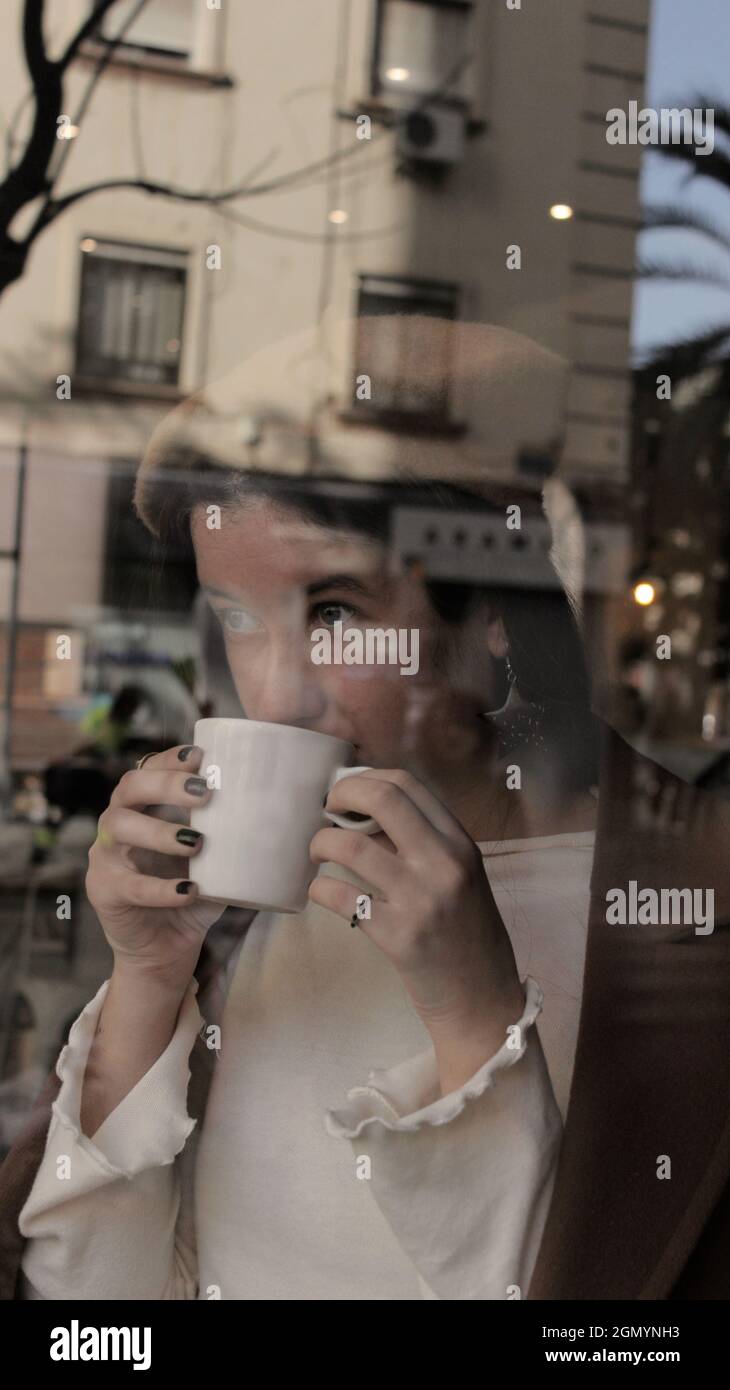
395,103,466,165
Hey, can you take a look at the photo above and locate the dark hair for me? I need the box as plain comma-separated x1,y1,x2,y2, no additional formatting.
139,454,599,788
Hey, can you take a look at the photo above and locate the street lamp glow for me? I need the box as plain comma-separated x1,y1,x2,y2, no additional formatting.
633,581,656,607
385,67,410,82
328,209,348,224
549,203,574,221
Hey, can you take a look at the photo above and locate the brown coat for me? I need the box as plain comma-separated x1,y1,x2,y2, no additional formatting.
2,723,729,1300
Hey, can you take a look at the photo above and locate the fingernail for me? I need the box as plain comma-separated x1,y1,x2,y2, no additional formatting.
185,777,208,796
176,880,193,894
178,745,197,762
176,828,202,846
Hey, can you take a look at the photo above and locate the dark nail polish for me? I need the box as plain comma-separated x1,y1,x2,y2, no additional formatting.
178,745,196,762
176,828,202,846
185,777,208,796
176,880,193,894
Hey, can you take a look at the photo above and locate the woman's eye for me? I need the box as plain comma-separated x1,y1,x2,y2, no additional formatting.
220,608,259,635
312,602,356,628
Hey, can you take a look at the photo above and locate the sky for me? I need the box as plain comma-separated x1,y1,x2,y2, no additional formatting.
631,0,730,358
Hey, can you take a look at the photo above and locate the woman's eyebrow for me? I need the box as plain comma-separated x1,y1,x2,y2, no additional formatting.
305,574,374,598
202,576,375,602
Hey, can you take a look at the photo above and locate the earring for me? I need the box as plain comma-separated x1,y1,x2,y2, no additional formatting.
481,652,549,756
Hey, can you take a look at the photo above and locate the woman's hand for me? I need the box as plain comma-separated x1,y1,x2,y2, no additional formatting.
309,769,526,1092
86,744,225,991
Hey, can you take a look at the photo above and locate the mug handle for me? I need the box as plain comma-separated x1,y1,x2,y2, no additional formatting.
323,766,379,835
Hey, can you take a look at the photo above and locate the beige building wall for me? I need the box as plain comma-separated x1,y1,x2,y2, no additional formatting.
0,0,649,628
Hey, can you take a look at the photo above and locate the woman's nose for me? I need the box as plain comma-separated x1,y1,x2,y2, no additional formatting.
249,635,328,727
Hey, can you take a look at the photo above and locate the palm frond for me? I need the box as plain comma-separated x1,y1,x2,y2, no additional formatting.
649,140,730,192
634,324,730,378
641,203,730,257
635,257,730,291
663,95,730,143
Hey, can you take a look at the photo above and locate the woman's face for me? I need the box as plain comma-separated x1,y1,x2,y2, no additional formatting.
191,497,502,777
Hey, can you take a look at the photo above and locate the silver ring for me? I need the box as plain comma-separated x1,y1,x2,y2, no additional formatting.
136,751,158,769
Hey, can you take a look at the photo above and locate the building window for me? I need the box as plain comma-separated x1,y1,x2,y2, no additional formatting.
75,239,187,390
350,273,461,431
98,0,193,59
371,0,474,105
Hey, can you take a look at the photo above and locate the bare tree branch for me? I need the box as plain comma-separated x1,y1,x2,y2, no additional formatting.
5,91,33,175
0,0,388,300
59,0,122,70
43,0,151,195
1,0,152,282
0,0,146,286
0,0,60,280
38,132,387,236
23,0,51,85
39,175,267,227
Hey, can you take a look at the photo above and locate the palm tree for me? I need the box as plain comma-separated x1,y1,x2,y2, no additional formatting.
629,98,730,742
633,94,730,496
636,97,730,394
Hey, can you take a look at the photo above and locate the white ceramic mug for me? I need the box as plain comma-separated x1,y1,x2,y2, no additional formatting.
188,718,378,913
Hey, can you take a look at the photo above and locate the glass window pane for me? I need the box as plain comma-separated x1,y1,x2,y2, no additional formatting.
355,276,458,418
76,243,186,386
100,0,193,56
378,1,471,100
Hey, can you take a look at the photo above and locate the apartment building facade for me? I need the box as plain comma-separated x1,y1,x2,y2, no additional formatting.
0,0,650,771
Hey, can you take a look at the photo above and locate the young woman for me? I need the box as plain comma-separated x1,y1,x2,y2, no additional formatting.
13,420,606,1301
0,289,726,1304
